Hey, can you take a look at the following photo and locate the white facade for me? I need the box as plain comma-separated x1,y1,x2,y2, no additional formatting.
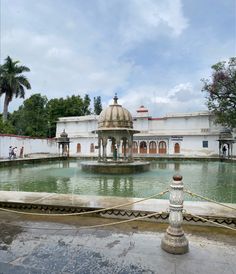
1,107,234,159
56,107,236,157
56,115,98,157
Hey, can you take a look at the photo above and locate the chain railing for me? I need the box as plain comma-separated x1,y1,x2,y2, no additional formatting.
0,174,235,255
183,210,236,232
0,189,169,217
0,211,167,231
184,189,236,211
183,188,236,232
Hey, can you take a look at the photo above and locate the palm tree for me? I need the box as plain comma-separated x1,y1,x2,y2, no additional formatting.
0,56,31,122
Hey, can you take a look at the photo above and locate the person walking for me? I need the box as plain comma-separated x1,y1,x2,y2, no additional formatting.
8,146,13,159
13,147,17,159
222,145,227,157
19,146,24,158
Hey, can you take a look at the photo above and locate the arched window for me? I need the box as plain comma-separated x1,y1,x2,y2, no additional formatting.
149,141,157,154
158,141,166,154
132,141,138,153
140,141,147,154
90,143,95,153
77,143,81,153
174,143,180,153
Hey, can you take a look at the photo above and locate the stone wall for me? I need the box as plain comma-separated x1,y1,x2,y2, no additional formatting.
0,134,58,159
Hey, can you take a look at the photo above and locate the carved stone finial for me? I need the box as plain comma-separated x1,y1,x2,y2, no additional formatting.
113,93,118,104
173,175,182,181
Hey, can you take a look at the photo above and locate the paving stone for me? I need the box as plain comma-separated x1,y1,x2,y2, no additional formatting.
0,212,235,274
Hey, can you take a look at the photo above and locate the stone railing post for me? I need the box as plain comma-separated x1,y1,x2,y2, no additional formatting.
161,175,189,254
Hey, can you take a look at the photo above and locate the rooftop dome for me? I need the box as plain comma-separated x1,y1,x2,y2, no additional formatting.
137,105,148,113
219,128,233,140
98,94,133,129
60,129,68,138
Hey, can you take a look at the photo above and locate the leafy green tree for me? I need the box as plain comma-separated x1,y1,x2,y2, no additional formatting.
11,94,48,137
46,98,65,137
4,92,92,137
202,57,236,129
46,94,91,137
0,114,16,134
0,56,31,122
93,96,103,115
82,94,91,115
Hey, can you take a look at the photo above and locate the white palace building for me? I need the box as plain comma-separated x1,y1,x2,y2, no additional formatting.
56,97,235,158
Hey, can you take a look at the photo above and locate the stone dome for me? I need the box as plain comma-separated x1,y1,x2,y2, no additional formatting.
219,128,233,140
98,95,133,129
60,129,68,138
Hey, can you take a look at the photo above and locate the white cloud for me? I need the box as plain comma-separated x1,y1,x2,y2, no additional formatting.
1,0,188,105
118,0,188,46
0,0,234,117
119,83,206,117
2,25,134,99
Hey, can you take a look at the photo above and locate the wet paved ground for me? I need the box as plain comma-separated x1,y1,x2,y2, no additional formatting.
0,211,235,274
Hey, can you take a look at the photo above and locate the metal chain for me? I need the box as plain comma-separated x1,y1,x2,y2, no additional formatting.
0,211,167,231
184,189,236,211
0,189,169,217
185,211,236,231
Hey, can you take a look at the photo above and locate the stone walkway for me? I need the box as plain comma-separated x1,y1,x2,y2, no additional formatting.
0,190,235,224
0,211,235,274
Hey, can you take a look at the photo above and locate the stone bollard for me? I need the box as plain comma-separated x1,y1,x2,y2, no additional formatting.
161,175,189,254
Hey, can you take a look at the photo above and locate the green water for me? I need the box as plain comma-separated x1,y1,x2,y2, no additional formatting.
0,160,235,203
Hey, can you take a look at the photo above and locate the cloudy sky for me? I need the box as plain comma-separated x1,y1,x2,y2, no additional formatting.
1,0,235,117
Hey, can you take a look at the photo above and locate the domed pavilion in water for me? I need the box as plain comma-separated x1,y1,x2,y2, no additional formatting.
81,95,150,174
96,94,139,163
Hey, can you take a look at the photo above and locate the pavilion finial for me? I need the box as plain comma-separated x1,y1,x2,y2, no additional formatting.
113,93,118,104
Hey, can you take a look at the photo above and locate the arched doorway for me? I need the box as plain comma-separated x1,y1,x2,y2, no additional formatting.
77,143,81,153
140,141,147,154
159,141,166,154
133,141,138,153
149,141,157,154
174,143,180,153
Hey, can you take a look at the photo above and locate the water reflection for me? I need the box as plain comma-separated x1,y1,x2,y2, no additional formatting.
98,176,134,197
174,163,180,172
151,162,180,172
58,160,70,169
0,160,235,202
158,163,167,169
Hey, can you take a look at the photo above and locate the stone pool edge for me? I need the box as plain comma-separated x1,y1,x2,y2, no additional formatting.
0,155,236,168
0,191,235,228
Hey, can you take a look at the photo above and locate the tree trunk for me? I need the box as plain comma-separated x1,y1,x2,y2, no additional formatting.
2,94,9,122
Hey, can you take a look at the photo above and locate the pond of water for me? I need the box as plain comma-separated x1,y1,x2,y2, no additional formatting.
0,160,235,203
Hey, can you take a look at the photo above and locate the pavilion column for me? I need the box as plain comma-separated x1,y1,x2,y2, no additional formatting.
123,139,127,159
128,138,133,161
98,137,102,161
111,138,116,160
117,139,121,160
228,143,231,158
102,137,107,161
